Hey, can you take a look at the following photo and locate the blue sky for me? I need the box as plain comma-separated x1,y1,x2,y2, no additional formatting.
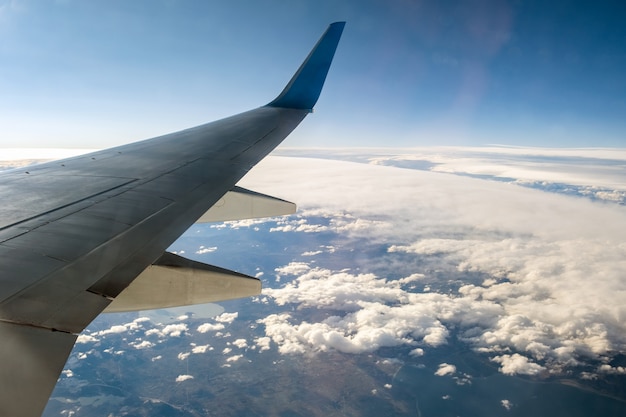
1,0,625,148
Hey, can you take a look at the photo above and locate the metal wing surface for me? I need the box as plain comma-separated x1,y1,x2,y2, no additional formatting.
0,22,345,417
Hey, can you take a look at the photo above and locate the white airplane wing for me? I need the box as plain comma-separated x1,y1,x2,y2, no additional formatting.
0,22,345,417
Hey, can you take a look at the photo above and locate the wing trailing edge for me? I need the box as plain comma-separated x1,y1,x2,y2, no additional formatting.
106,186,293,312
104,252,260,313
196,186,296,223
267,21,345,110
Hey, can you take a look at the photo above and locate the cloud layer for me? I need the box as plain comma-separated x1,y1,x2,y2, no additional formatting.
239,154,626,376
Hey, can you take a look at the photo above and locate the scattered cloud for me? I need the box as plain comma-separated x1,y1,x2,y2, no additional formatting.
598,364,626,375
131,340,155,350
435,363,456,376
274,262,311,277
175,375,194,382
76,334,99,344
232,339,248,349
409,348,424,357
95,317,151,337
192,345,211,354
240,155,626,376
215,312,238,324
197,323,225,333
501,399,513,411
196,246,217,254
163,324,188,337
254,337,271,352
264,267,416,311
491,354,546,376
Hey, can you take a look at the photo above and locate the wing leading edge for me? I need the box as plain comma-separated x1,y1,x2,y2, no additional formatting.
0,22,345,417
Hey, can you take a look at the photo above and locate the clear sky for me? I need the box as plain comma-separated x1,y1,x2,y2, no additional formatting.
1,0,625,148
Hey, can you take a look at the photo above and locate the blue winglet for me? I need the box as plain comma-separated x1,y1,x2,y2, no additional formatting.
267,22,345,111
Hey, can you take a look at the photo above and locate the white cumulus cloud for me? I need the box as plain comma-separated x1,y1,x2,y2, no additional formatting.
491,354,546,375
197,323,225,333
237,155,626,376
232,339,248,349
76,334,99,344
215,312,238,324
192,345,211,354
434,363,456,376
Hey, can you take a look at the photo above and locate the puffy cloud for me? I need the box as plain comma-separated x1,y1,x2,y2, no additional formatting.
178,352,190,360
598,364,626,375
435,363,456,376
95,317,151,337
270,221,329,233
197,323,225,333
264,267,419,311
233,154,626,379
192,345,211,354
254,337,271,352
97,325,128,336
131,340,155,350
175,375,194,382
232,339,248,349
409,348,424,357
211,218,270,230
491,354,546,375
76,334,99,344
226,354,244,362
397,274,425,285
162,324,188,337
146,323,188,338
215,312,238,324
237,154,626,376
501,399,513,411
259,300,451,356
270,213,389,236
196,246,217,254
274,262,311,277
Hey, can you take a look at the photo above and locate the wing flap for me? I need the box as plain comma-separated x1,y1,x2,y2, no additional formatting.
197,186,296,223
104,252,260,313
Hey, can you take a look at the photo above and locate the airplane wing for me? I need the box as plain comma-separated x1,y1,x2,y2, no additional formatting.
0,22,345,417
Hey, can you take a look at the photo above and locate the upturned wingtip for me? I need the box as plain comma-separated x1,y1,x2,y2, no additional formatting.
267,22,345,110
